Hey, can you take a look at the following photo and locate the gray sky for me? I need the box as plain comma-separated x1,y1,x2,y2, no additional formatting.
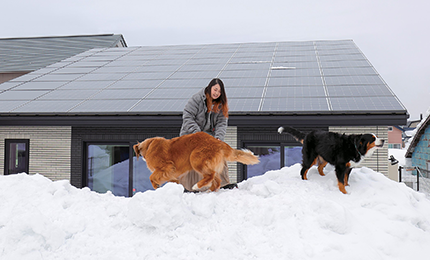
2,0,429,121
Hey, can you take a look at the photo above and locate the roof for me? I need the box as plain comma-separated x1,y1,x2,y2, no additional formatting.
0,34,127,73
405,114,430,158
393,126,405,132
0,39,408,127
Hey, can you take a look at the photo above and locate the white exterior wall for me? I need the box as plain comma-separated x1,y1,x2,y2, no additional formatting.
224,126,238,183
0,126,72,181
329,126,388,175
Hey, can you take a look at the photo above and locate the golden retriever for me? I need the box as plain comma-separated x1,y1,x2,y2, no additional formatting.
133,132,259,192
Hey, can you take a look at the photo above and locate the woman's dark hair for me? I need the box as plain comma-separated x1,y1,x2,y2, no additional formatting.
204,78,228,117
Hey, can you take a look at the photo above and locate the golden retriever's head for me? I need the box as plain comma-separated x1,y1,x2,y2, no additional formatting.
133,138,156,161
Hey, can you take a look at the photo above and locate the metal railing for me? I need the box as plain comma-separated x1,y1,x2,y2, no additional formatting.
398,166,430,194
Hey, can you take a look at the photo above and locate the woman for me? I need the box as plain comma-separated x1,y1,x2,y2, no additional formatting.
179,78,232,191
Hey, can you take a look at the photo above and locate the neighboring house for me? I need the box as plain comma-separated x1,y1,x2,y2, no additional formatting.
0,34,127,84
388,126,404,149
408,118,422,129
405,113,430,177
0,38,408,197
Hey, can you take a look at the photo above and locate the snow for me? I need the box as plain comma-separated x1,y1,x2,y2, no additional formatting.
389,148,407,167
2,165,430,260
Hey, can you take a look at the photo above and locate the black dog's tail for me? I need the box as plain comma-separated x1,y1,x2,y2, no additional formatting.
278,126,306,144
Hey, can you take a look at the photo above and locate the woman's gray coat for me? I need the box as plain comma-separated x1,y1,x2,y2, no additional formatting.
180,88,228,141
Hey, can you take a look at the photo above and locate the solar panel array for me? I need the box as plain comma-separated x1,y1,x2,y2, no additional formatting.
0,34,126,72
0,40,406,114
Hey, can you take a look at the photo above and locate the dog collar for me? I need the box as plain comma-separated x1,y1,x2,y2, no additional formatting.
354,141,363,157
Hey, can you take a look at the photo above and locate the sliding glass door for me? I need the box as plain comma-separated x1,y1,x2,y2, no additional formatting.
244,143,302,179
86,142,155,197
87,144,130,197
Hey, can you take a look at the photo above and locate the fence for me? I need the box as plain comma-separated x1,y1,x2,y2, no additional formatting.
398,166,430,195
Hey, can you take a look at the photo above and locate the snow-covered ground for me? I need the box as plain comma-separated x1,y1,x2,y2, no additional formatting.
1,165,430,260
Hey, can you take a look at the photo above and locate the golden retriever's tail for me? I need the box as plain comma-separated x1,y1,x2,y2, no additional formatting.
228,149,259,165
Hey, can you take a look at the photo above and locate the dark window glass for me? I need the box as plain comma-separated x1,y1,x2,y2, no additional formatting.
246,145,281,178
5,139,29,175
87,144,130,197
132,155,155,195
245,144,302,179
284,146,303,167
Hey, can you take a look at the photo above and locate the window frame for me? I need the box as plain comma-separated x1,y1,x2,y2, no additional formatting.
83,141,135,197
241,141,302,180
4,139,30,175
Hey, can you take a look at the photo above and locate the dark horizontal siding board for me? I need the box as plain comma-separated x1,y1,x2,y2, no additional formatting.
71,126,180,188
0,113,408,127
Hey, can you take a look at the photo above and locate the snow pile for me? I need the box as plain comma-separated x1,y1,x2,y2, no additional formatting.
1,165,430,259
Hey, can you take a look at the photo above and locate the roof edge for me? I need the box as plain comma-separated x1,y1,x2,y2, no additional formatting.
0,34,122,41
0,113,408,128
405,114,430,158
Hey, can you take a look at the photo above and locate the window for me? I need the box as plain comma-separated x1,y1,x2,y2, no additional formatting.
4,139,29,175
388,126,393,131
246,145,281,179
388,143,401,149
86,143,131,197
284,146,303,167
85,142,155,197
245,144,302,179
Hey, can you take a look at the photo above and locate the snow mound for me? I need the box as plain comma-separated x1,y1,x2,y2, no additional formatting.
1,165,430,259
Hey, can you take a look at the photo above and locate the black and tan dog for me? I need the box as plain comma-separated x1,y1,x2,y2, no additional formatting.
278,126,384,194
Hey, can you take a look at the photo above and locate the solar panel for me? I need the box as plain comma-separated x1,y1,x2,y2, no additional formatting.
0,82,21,91
12,100,82,113
219,70,268,78
158,79,209,88
7,73,42,82
330,97,405,111
145,88,197,99
170,71,220,79
270,68,320,77
265,86,326,98
0,90,48,100
12,82,66,90
107,80,162,89
77,73,127,81
0,100,30,112
322,67,376,76
327,85,392,97
228,98,261,112
268,77,323,86
226,87,264,98
134,65,180,73
261,97,330,112
33,74,83,82
59,80,116,90
38,89,100,100
0,40,406,115
223,63,271,71
123,72,173,80
130,99,188,112
70,99,138,112
224,77,267,87
320,60,370,68
324,75,384,85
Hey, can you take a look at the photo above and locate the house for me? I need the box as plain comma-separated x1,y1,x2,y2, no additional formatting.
0,38,408,196
0,34,127,84
388,126,404,149
405,113,430,177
